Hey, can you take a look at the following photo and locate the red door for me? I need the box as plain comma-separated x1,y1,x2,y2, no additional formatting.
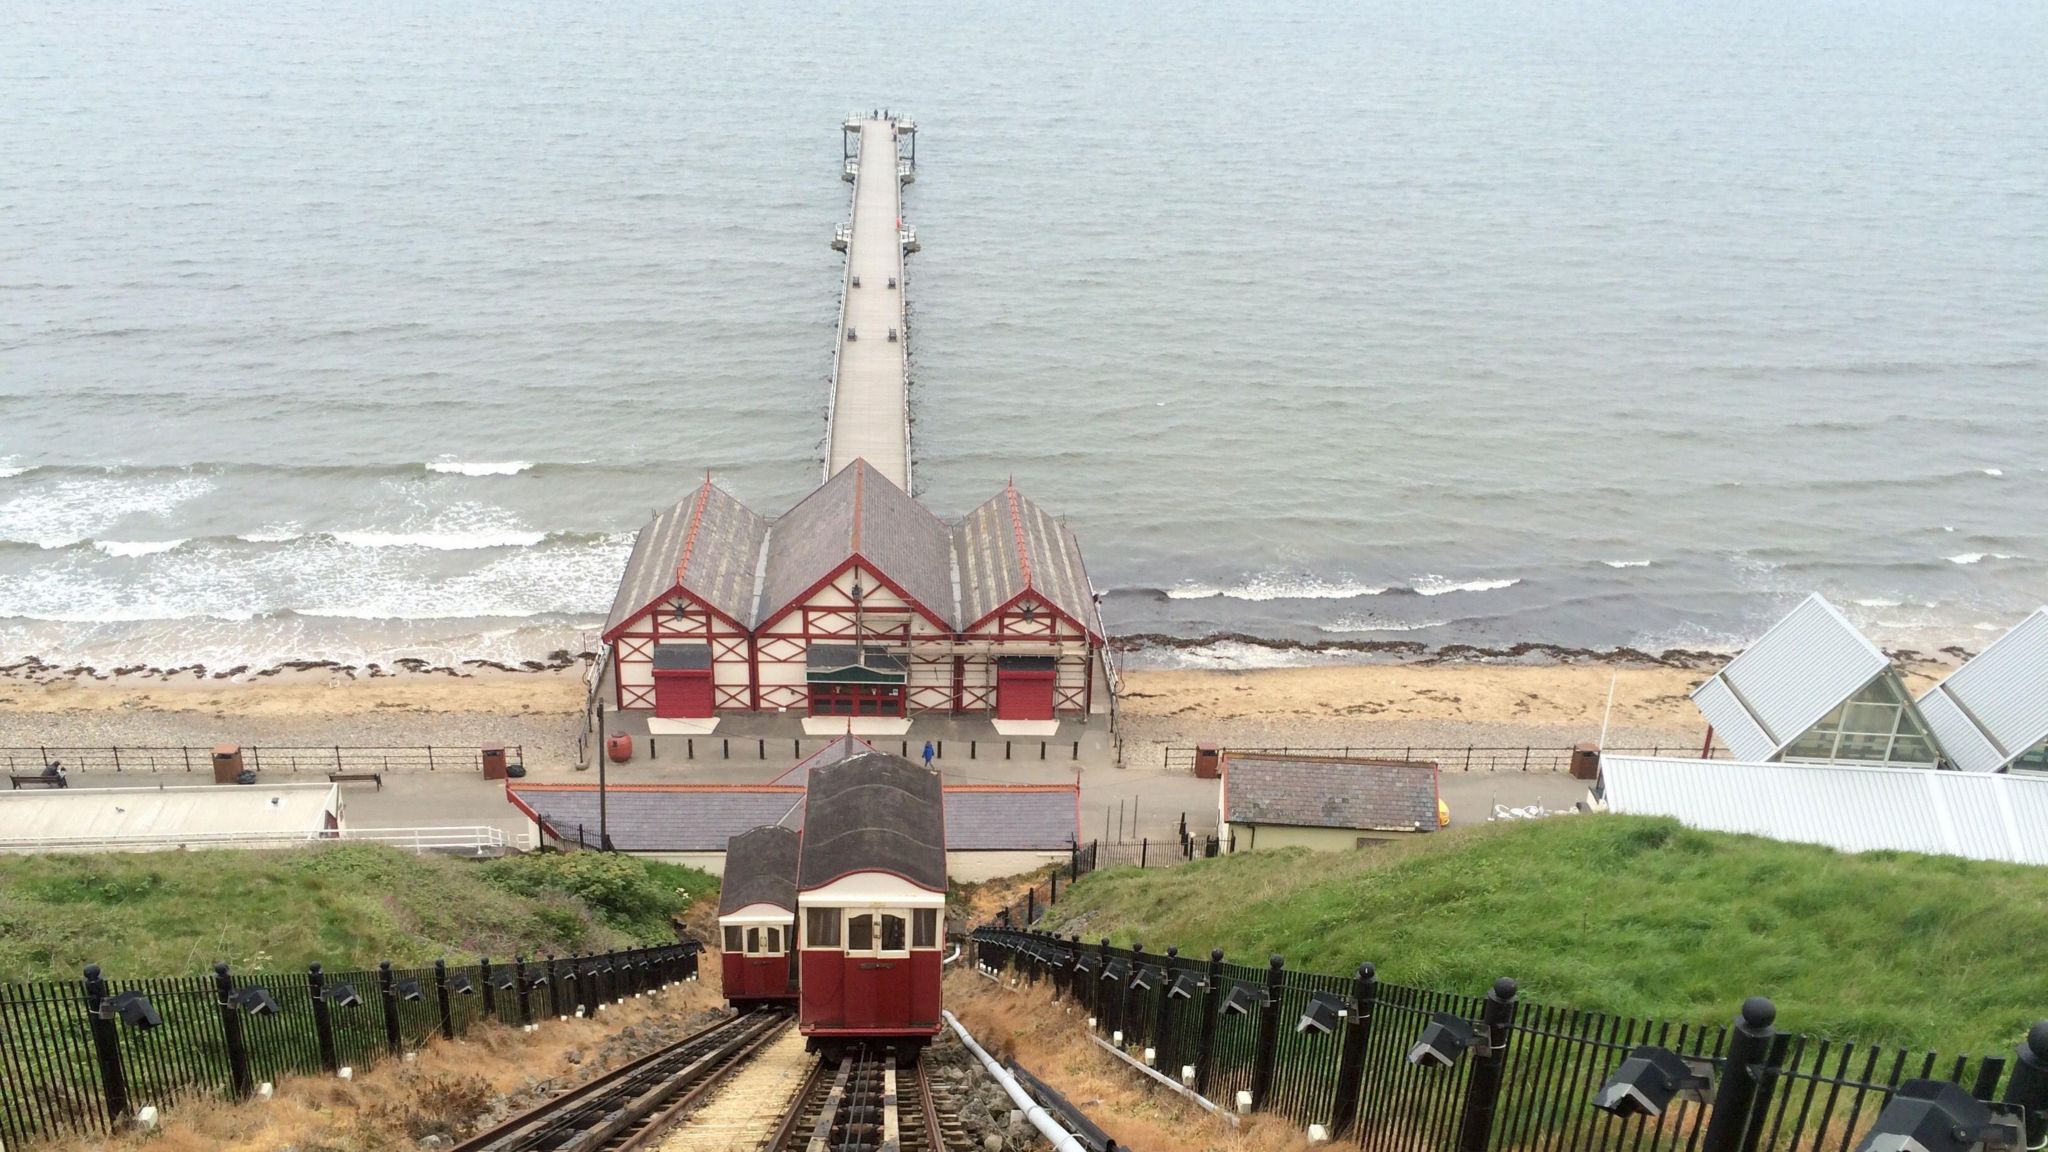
996,660,1056,720
653,670,714,718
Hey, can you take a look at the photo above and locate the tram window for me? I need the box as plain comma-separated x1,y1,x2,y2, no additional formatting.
806,908,841,948
747,927,761,954
913,909,938,948
880,913,907,952
847,913,875,952
724,926,742,952
766,927,781,954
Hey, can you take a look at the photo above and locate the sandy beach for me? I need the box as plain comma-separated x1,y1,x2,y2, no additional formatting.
0,655,1956,770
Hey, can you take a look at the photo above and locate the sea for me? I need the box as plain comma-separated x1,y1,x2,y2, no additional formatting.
3,0,2045,673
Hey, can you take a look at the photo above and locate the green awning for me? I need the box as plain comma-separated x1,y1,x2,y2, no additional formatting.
806,644,907,685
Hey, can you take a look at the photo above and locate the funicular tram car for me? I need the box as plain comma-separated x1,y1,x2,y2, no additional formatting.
795,752,946,1053
717,824,801,1011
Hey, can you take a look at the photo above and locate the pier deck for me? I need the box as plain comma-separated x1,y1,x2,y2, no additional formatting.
827,117,913,490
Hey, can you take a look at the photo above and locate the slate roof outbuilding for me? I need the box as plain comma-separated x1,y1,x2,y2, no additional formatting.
1223,754,1440,833
797,752,948,892
718,825,801,915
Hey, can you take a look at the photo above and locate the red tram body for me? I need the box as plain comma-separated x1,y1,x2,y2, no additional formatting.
795,752,947,1050
717,824,801,1011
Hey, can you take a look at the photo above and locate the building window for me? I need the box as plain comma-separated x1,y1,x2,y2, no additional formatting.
1783,675,1939,767
724,926,743,952
880,913,907,953
766,926,781,954
847,912,875,953
805,908,841,948
746,927,761,954
912,909,938,948
2014,735,2048,774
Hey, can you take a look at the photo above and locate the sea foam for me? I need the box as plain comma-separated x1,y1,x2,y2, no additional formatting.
1412,576,1521,596
426,460,533,476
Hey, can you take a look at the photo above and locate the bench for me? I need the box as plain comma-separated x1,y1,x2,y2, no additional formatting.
10,774,67,790
328,771,383,791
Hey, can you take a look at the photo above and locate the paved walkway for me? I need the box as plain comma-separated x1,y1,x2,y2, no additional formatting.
827,117,911,489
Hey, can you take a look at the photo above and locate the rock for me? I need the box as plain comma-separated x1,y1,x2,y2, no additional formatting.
982,1136,1003,1152
419,1137,447,1150
1007,1110,1025,1134
565,1050,585,1065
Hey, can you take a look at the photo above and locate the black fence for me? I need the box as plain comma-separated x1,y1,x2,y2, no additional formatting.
1160,745,1722,773
1,745,523,776
0,944,699,1148
972,928,2048,1152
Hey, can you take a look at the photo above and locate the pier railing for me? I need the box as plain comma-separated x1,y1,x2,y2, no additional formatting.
0,945,699,1148
1,745,522,777
1160,744,1721,773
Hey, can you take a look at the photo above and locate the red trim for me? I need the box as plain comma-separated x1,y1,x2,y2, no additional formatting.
603,581,753,645
851,463,864,554
511,782,805,795
799,1024,944,1037
1005,482,1033,586
673,477,713,590
502,784,559,842
960,589,1099,648
756,556,952,635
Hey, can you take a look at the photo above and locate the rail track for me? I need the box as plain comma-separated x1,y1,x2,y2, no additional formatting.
451,1009,788,1152
763,1045,960,1152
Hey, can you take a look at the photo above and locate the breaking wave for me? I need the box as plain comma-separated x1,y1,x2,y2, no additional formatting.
425,460,535,476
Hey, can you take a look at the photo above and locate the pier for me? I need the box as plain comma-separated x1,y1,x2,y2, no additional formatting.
826,113,918,490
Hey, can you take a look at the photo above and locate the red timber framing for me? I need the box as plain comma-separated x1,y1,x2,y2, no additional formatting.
608,590,753,712
753,556,953,714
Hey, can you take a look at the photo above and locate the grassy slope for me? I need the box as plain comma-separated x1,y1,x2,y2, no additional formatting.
0,846,716,981
1044,815,2048,1054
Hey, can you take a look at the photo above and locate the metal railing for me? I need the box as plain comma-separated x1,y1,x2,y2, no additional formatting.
0,944,701,1148
0,826,514,855
1160,744,1721,773
973,928,2048,1152
2,745,522,776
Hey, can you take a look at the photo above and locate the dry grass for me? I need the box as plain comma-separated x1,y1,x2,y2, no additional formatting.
42,980,723,1152
944,972,1316,1152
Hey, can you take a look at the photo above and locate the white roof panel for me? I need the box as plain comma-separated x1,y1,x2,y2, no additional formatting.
1691,675,1777,762
1916,608,2048,773
1690,594,1888,757
1601,756,2048,864
0,784,338,845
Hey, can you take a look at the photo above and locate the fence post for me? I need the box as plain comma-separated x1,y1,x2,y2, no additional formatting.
1026,888,1036,925
1050,872,1059,904
379,961,402,1054
479,957,497,1021
2002,1023,2048,1147
514,956,531,1025
434,958,454,1040
1455,978,1517,1152
1251,955,1286,1110
1700,998,1778,1152
309,962,339,1073
82,964,132,1123
1071,843,1079,880
1095,938,1111,1030
1330,962,1377,1136
213,962,255,1098
1195,948,1226,1096
1141,838,1148,867
1116,942,1143,1046
546,953,562,1018
1153,947,1180,1070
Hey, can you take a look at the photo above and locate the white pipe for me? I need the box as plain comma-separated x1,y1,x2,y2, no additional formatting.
1087,1034,1237,1125
942,1011,1089,1152
942,943,962,965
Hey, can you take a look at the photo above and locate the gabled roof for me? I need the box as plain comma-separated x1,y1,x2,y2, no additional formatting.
1601,755,2048,865
1917,608,2048,774
954,484,1104,643
719,825,801,916
1691,594,1891,761
603,478,769,639
798,752,947,892
755,460,955,629
1222,754,1440,833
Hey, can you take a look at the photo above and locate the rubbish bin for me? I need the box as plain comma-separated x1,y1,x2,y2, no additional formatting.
1569,742,1601,781
1192,742,1221,779
212,745,245,785
481,744,508,781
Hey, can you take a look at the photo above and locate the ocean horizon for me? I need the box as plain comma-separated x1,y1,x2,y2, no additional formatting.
3,0,2044,673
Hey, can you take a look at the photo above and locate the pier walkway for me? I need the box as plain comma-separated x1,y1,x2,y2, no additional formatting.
826,114,916,491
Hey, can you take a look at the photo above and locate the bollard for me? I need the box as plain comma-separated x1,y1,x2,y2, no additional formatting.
1120,943,1145,1050
83,965,132,1123
309,962,339,1073
1251,955,1285,1111
1195,948,1226,1097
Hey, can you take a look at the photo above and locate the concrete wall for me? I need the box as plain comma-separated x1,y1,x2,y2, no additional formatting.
945,849,1070,882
